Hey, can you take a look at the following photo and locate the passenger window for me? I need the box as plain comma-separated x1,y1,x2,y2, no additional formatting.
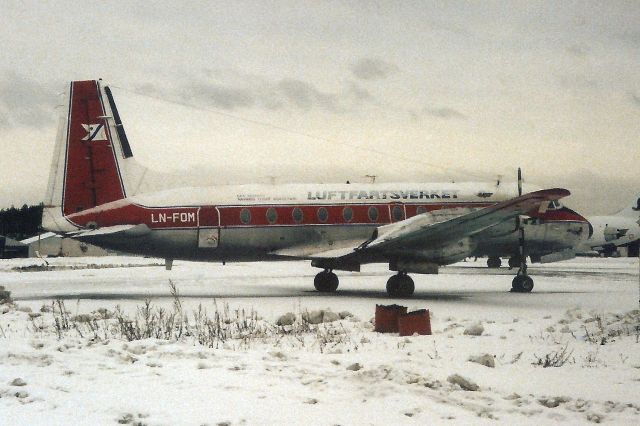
266,207,277,224
292,207,303,223
368,206,379,222
317,207,328,223
342,207,353,222
240,208,251,224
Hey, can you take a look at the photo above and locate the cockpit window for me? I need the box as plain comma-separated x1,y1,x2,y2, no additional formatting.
547,200,562,210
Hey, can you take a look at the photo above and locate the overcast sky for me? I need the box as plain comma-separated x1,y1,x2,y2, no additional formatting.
0,1,638,214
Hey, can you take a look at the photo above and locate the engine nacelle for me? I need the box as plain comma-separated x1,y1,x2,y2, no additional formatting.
391,238,475,273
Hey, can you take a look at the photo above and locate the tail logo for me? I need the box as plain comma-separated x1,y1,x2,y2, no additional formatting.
81,123,107,141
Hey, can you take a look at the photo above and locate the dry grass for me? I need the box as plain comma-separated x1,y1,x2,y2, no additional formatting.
44,281,358,352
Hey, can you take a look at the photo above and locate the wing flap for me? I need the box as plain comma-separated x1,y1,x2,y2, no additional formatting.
273,238,369,259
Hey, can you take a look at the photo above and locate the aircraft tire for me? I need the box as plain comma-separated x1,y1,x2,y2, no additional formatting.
386,274,414,297
487,257,502,268
508,256,522,269
314,271,339,292
511,275,534,293
386,275,401,297
398,275,415,297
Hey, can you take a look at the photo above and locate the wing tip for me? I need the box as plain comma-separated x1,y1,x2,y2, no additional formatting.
532,188,571,199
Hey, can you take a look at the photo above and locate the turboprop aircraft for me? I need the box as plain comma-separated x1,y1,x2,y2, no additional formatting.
42,80,591,296
577,195,640,255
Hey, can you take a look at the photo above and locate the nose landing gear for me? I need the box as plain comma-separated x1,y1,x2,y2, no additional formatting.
510,167,534,293
511,273,534,292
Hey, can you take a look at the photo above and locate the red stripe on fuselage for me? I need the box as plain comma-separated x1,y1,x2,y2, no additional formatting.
65,200,588,231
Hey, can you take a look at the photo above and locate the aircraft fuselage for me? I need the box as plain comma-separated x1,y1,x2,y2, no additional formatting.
47,182,589,265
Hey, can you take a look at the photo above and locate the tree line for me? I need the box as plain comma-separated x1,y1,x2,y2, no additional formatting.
0,204,43,240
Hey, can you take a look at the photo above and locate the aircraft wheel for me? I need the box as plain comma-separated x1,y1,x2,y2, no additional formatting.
314,271,339,292
386,275,401,297
398,275,415,297
386,274,414,297
508,256,522,269
511,275,534,293
487,256,502,268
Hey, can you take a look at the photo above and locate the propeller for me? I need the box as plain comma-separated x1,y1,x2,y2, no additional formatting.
517,167,522,197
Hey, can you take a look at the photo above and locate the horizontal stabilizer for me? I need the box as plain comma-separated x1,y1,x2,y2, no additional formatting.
72,224,151,239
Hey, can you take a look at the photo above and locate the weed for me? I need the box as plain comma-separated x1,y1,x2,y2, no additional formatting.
533,344,574,368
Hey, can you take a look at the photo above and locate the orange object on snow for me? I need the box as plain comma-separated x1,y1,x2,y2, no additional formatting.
374,304,407,333
398,309,431,336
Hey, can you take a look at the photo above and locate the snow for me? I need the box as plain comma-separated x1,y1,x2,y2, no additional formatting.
1,256,639,425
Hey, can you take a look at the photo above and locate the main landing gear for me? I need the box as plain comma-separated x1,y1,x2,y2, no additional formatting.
508,256,522,269
487,256,502,268
312,269,416,297
314,269,339,293
486,256,522,269
386,272,415,298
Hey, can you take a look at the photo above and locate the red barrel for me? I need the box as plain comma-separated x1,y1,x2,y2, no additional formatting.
375,304,408,333
398,309,431,336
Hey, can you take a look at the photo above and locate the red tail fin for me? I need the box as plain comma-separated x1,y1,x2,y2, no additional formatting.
62,80,126,215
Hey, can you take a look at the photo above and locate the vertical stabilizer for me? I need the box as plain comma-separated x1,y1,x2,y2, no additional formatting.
615,194,640,218
43,80,147,232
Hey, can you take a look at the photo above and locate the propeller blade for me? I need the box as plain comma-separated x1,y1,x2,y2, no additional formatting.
517,167,522,196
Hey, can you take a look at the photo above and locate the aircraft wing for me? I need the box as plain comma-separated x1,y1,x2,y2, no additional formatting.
274,239,370,259
275,188,569,263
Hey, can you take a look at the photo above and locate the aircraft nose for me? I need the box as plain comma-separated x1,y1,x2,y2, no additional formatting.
563,207,593,238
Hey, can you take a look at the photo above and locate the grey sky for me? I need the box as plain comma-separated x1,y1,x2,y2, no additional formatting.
0,1,638,214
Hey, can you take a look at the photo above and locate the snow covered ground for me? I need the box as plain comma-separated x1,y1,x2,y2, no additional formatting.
1,256,639,425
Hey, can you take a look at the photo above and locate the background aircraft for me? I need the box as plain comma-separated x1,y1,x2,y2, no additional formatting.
42,80,590,296
578,196,640,256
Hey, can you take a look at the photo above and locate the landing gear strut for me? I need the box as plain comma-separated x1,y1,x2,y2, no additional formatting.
487,256,502,268
314,269,339,293
386,272,415,297
511,168,534,293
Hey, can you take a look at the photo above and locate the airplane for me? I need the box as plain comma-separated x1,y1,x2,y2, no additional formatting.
577,195,640,256
42,79,591,296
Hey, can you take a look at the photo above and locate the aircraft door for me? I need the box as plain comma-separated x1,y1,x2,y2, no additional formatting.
198,206,220,249
389,202,406,223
